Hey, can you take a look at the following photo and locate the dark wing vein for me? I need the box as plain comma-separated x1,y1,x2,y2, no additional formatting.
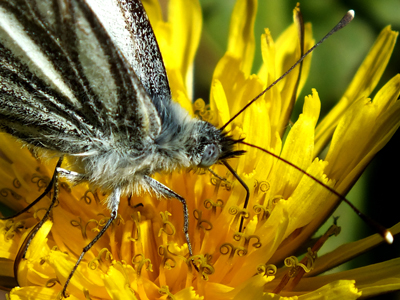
88,0,172,121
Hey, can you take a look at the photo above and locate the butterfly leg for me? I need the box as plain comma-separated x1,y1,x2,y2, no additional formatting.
144,176,193,257
56,168,86,183
61,186,121,298
5,157,63,259
10,157,63,288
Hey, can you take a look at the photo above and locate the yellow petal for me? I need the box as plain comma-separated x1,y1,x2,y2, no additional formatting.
315,26,398,154
168,0,202,87
103,263,137,300
212,55,246,117
210,79,231,129
296,280,361,300
47,250,105,298
227,0,257,76
324,74,400,191
272,89,321,198
292,258,400,299
141,0,163,28
286,158,332,232
174,286,203,300
359,277,400,299
343,26,398,105
258,28,276,85
274,16,313,136
17,221,53,287
231,274,272,300
9,286,80,300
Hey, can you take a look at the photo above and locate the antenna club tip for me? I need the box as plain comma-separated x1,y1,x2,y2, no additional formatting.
384,230,394,244
348,10,355,18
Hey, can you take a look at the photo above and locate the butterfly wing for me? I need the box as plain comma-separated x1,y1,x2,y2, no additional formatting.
87,0,172,120
0,0,162,155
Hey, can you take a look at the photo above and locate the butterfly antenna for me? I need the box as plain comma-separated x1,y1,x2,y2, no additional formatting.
222,161,250,232
220,10,355,132
240,141,393,244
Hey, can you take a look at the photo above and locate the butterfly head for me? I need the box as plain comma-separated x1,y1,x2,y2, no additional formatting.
193,121,245,168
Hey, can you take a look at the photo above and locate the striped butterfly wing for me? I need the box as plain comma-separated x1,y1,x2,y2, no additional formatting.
0,0,163,155
87,0,173,120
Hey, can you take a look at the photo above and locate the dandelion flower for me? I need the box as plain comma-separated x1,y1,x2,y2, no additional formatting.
1,0,400,299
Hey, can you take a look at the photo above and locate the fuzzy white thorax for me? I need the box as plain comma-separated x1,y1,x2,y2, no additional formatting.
65,101,209,198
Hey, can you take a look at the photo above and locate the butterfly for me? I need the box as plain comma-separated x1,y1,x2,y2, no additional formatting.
0,0,246,295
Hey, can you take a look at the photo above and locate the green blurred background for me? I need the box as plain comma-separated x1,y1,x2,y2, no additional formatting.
195,0,400,299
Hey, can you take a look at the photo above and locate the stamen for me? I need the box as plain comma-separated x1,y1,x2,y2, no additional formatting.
191,254,215,280
80,189,100,205
233,233,262,254
193,209,213,231
83,289,92,300
220,243,246,259
271,195,283,205
159,286,175,300
88,248,113,271
194,98,205,111
70,217,94,240
128,212,141,241
132,254,153,276
158,245,177,269
158,211,176,236
254,180,270,195
12,178,21,189
60,182,71,193
194,98,214,122
287,224,341,291
31,173,51,192
228,206,250,227
3,220,24,240
274,222,341,293
98,213,116,227
256,264,277,277
45,278,59,288
253,205,270,220
209,172,232,192
0,187,24,201
285,249,316,274
203,198,224,214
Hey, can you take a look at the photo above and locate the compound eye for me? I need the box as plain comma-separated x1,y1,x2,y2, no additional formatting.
199,144,220,167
